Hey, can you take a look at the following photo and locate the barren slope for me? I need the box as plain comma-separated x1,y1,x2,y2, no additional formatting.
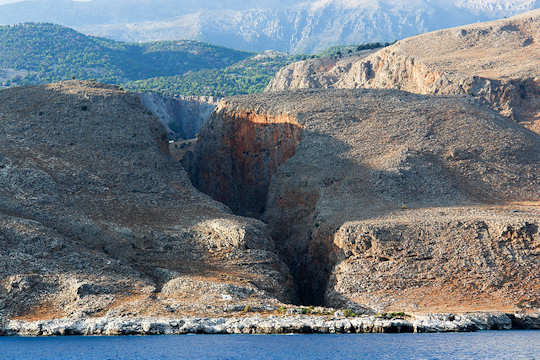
193,89,540,312
0,81,295,320
266,9,540,134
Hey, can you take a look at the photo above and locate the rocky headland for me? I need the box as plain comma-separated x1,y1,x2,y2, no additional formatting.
192,89,539,313
0,81,296,323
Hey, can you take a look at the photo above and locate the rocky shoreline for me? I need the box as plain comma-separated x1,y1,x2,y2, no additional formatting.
1,313,539,336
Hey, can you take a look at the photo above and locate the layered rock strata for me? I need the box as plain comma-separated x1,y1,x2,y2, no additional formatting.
264,50,379,93
266,9,540,134
193,89,540,312
0,81,295,321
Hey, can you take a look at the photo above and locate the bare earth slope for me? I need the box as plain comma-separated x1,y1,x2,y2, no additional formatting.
193,89,540,312
266,9,540,134
0,81,294,321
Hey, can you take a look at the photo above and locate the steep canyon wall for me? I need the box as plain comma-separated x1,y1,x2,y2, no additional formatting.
191,89,540,311
139,93,219,140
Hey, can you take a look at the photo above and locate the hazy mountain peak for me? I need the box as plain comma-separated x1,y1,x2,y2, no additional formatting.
0,0,538,53
307,0,377,10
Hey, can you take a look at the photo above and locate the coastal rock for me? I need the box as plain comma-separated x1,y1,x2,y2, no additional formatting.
0,317,6,335
508,312,540,329
2,312,538,336
266,9,540,134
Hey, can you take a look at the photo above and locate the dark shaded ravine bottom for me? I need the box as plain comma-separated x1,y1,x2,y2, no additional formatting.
285,246,335,307
189,114,334,307
190,169,330,306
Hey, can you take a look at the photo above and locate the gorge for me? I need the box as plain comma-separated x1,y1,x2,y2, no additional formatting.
0,10,539,336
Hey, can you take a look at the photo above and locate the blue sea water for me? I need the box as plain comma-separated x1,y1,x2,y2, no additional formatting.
0,331,539,360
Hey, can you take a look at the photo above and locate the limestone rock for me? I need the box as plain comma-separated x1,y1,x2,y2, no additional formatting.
139,93,219,140
265,51,379,93
3,311,539,336
266,9,540,134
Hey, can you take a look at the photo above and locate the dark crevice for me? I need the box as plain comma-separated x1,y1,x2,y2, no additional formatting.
288,255,334,306
187,108,337,307
191,109,304,218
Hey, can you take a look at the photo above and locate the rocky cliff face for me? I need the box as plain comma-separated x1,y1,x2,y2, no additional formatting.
139,93,219,140
0,81,295,320
192,89,540,311
266,10,540,134
265,51,378,92
192,104,303,217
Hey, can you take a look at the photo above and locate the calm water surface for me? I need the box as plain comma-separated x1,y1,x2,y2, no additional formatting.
0,331,539,360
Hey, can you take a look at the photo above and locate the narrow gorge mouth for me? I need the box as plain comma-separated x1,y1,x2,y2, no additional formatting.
188,106,334,306
191,108,304,218
287,245,335,306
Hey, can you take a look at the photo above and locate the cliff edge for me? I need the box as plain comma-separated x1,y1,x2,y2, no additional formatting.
266,9,540,134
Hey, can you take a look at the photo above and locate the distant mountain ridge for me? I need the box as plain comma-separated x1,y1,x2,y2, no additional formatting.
0,0,538,53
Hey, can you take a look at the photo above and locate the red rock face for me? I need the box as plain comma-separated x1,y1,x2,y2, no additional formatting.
194,103,303,217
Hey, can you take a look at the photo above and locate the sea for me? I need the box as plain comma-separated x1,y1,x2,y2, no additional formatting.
0,330,539,359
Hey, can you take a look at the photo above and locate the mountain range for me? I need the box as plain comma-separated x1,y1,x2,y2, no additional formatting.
0,0,538,53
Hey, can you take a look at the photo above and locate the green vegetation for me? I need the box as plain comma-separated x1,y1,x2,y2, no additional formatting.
276,306,333,316
0,23,394,97
0,23,251,86
317,42,395,58
343,309,360,317
124,53,307,97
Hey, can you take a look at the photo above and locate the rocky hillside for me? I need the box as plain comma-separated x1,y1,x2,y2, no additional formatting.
265,50,379,92
192,89,540,311
266,9,540,134
0,81,295,321
1,80,539,321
